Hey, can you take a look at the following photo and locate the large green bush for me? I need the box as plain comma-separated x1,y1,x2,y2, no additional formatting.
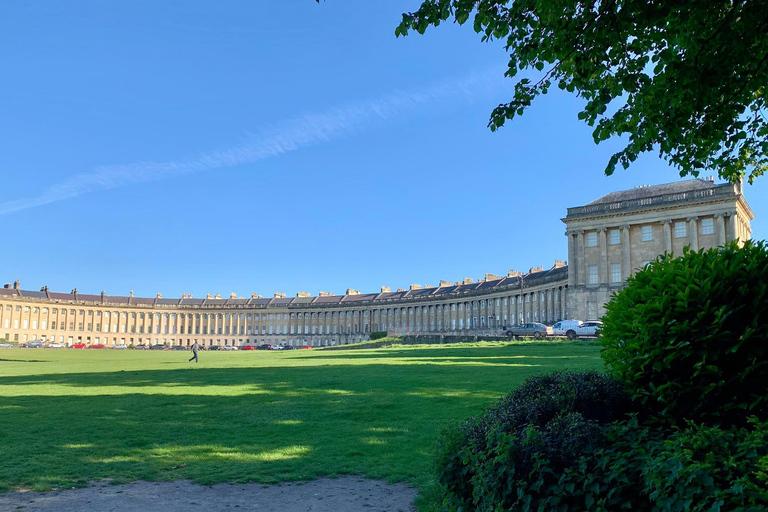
435,371,634,511
603,418,768,510
601,240,768,427
369,331,388,341
433,371,768,510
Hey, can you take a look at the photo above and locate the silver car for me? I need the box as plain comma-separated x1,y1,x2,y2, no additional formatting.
505,323,554,339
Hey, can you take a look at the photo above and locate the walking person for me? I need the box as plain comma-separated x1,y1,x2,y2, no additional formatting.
189,340,200,363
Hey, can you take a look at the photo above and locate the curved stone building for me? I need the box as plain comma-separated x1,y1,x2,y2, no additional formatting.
0,179,753,348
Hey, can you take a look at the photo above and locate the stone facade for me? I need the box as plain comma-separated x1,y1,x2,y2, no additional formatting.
564,178,754,320
0,179,754,347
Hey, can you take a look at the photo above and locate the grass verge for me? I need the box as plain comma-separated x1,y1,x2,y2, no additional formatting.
0,340,603,504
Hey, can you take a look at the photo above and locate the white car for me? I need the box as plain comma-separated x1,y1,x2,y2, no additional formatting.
113,344,128,349
222,345,239,351
576,320,603,337
552,320,583,339
48,343,65,348
270,345,284,350
0,342,13,348
552,320,603,339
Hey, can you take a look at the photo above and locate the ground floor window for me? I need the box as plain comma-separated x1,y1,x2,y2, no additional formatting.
587,301,598,320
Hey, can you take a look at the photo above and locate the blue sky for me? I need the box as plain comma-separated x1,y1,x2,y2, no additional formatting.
2,1,765,299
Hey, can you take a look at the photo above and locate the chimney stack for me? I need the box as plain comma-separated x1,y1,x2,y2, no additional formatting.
13,280,20,290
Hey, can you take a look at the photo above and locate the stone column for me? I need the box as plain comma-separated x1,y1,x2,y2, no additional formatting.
661,219,672,253
567,231,577,288
687,216,699,251
729,212,737,242
620,224,631,279
598,228,608,284
715,213,726,246
574,230,585,285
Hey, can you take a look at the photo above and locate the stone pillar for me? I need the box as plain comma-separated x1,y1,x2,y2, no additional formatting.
715,213,726,245
729,212,737,242
567,231,577,288
687,216,699,251
575,230,585,285
620,224,631,279
598,228,608,284
661,219,672,253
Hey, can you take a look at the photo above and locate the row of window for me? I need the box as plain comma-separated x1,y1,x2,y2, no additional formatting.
585,218,716,247
0,287,567,337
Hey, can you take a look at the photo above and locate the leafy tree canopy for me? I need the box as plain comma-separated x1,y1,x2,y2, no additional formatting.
394,0,768,183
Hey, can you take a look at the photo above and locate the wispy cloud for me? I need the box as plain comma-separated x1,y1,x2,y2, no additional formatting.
0,68,505,215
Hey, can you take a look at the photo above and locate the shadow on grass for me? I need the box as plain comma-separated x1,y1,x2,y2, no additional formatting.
0,347,603,492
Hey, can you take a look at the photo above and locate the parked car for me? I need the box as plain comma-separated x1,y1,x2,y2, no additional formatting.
89,344,106,349
113,344,128,350
48,342,65,348
282,345,295,350
208,345,220,351
150,344,167,350
172,345,188,351
71,343,87,349
504,323,553,339
270,345,283,350
133,344,149,350
0,342,14,348
25,340,45,348
297,345,312,349
257,344,272,350
241,345,256,351
552,320,583,340
222,345,239,351
576,320,603,337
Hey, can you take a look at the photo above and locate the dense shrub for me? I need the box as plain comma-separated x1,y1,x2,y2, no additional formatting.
435,371,635,511
604,419,768,510
369,331,388,340
601,240,768,427
435,383,768,511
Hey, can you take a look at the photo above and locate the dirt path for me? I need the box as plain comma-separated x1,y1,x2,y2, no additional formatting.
0,477,418,512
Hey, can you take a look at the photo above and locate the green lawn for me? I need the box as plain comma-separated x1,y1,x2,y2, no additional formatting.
0,341,603,495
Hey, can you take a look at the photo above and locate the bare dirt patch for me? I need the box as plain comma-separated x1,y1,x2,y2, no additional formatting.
0,477,417,512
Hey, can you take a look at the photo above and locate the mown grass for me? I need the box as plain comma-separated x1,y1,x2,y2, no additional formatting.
0,341,603,498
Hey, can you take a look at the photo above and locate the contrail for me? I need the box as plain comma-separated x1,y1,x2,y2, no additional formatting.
0,68,505,215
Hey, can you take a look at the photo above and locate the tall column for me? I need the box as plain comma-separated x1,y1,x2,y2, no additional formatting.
575,230,585,285
598,228,608,284
661,219,672,253
687,216,699,251
715,213,726,246
566,231,574,286
620,224,632,279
